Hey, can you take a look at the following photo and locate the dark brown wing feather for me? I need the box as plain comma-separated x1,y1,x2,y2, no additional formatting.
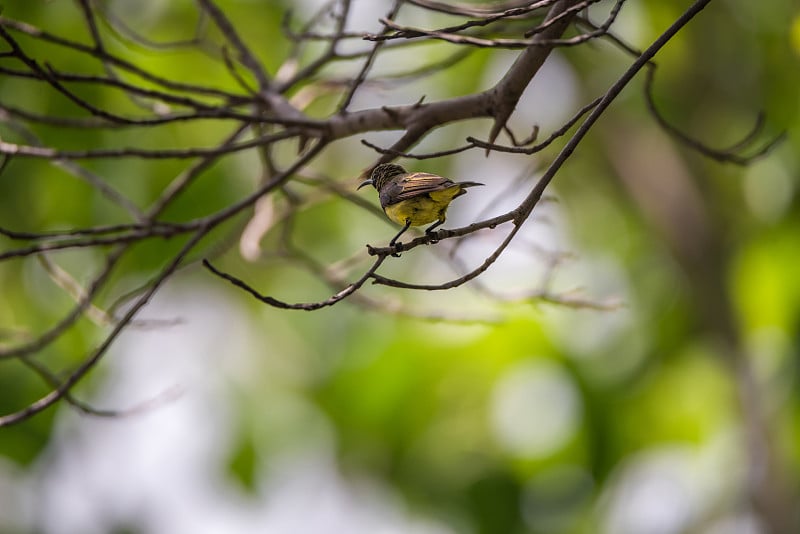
390,172,455,203
379,172,484,207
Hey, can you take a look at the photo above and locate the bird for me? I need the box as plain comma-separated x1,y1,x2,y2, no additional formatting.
358,163,484,250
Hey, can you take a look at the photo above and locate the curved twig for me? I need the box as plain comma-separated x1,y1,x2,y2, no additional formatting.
644,66,786,164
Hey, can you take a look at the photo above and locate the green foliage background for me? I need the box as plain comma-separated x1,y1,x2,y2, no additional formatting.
0,1,798,533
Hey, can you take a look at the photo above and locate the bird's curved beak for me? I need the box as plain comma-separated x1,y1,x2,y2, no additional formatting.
357,178,373,190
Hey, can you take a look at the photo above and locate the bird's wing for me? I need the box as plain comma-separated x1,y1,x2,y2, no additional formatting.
391,173,456,202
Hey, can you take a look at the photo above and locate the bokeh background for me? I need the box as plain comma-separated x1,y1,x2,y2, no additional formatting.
1,1,799,533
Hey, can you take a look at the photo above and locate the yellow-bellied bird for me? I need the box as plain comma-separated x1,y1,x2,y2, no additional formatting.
358,163,484,249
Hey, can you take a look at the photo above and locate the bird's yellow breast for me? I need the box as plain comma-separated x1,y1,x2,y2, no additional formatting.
383,197,442,226
382,185,465,226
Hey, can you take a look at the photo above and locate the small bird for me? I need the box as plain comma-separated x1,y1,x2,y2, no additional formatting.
358,163,484,249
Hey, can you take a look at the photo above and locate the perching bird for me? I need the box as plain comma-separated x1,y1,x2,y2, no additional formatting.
358,163,484,249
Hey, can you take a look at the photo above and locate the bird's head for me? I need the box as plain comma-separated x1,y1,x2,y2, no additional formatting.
358,163,407,191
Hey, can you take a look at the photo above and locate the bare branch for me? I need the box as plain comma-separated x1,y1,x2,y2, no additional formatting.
338,0,404,111
202,254,387,311
0,128,308,160
0,16,241,99
196,0,272,92
644,67,786,164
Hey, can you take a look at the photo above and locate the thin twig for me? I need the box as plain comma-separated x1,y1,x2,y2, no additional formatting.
644,66,786,164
